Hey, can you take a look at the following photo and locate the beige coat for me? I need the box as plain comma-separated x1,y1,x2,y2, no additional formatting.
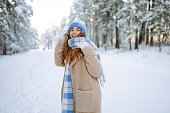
54,39,102,113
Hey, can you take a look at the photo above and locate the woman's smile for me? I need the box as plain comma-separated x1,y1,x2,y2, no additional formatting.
72,35,78,38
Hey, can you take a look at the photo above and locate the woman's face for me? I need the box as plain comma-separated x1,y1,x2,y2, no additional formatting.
69,27,81,38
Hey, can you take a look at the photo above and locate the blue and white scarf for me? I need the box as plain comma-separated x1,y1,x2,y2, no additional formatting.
85,39,106,87
62,63,74,113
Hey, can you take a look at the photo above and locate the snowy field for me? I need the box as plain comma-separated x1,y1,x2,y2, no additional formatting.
0,48,170,113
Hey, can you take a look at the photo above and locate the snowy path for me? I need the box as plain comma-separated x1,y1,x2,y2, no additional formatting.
0,49,170,113
0,50,64,113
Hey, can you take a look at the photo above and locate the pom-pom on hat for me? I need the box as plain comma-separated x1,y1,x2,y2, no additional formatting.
68,21,86,36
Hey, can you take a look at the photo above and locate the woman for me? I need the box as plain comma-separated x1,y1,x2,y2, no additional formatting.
54,21,103,113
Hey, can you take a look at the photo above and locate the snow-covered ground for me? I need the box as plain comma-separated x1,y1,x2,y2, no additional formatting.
0,48,170,113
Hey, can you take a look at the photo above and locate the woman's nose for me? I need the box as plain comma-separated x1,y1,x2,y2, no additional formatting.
73,31,77,34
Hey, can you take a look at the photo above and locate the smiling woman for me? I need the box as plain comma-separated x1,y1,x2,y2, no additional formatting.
29,0,73,35
54,21,105,113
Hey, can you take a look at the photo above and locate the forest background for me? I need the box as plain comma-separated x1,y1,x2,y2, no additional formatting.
0,0,170,55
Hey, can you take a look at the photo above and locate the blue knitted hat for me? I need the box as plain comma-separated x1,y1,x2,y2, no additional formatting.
68,21,86,36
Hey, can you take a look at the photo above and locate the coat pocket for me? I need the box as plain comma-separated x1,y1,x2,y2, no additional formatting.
76,90,95,112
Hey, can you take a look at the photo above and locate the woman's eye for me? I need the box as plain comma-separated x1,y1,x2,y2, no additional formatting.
77,30,80,31
70,29,74,31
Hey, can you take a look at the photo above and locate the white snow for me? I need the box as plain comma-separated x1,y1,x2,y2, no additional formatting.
0,48,170,113
14,6,23,16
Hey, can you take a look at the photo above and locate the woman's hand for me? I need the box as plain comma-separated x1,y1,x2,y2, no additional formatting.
68,37,90,49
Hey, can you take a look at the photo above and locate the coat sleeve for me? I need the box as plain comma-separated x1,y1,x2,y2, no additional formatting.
81,45,102,78
54,39,65,67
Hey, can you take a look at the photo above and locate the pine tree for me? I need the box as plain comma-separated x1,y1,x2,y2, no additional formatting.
0,0,17,55
68,0,170,50
0,0,39,55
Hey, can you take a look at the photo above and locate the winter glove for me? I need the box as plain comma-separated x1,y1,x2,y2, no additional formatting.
68,37,90,49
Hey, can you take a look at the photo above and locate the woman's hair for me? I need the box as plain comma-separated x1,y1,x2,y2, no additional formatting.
63,31,86,65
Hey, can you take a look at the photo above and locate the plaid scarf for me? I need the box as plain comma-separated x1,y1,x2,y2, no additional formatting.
82,38,106,87
62,63,74,113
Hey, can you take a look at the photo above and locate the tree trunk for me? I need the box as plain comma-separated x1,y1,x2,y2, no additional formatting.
135,29,139,50
146,0,151,46
2,1,7,55
95,25,99,47
139,21,146,44
115,18,119,49
158,34,161,52
134,0,139,50
115,3,119,49
3,43,7,55
129,38,132,51
110,38,113,46
94,0,99,48
146,26,149,45
110,26,113,46
103,34,107,46
150,0,155,46
115,26,119,49
150,36,153,46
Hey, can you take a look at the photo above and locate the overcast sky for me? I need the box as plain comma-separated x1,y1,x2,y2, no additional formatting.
30,0,73,35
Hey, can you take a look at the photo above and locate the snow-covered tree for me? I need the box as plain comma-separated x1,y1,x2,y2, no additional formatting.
60,17,67,38
0,0,18,55
116,0,148,50
148,0,170,43
0,0,39,55
31,28,39,49
10,0,34,50
41,17,68,50
41,30,53,50
102,0,124,49
68,0,94,41
68,0,170,50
